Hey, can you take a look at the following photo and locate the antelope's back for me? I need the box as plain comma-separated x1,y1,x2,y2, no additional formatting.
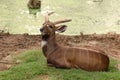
66,47,109,71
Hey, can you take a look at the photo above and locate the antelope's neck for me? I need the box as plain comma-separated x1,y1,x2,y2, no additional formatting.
41,37,58,57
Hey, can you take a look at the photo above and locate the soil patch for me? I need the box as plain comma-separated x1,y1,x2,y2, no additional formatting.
0,32,120,71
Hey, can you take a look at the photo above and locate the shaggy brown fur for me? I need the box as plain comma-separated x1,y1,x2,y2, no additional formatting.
27,0,41,9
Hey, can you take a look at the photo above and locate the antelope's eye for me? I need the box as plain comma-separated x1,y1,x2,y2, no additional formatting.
49,26,53,28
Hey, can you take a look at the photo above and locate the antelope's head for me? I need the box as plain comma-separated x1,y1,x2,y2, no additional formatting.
40,12,71,41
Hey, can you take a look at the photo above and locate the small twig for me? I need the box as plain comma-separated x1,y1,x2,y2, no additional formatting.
0,61,19,64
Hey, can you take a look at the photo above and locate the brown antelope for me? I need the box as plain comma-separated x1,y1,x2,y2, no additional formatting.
27,0,41,9
40,12,109,71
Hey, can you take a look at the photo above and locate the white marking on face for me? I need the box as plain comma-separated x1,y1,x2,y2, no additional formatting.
47,25,49,27
41,40,47,48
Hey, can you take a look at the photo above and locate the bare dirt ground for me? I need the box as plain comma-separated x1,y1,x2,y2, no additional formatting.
0,32,120,71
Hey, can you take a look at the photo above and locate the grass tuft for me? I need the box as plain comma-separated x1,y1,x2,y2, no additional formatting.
0,50,120,80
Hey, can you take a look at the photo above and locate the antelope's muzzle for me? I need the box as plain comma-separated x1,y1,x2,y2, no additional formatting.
40,28,50,41
41,33,50,41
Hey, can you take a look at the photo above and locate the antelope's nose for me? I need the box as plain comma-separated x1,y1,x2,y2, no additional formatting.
40,28,43,32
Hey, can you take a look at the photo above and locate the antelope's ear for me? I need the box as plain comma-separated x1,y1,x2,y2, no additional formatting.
56,25,67,33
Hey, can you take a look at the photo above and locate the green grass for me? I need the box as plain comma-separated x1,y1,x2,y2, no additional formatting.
0,50,120,80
